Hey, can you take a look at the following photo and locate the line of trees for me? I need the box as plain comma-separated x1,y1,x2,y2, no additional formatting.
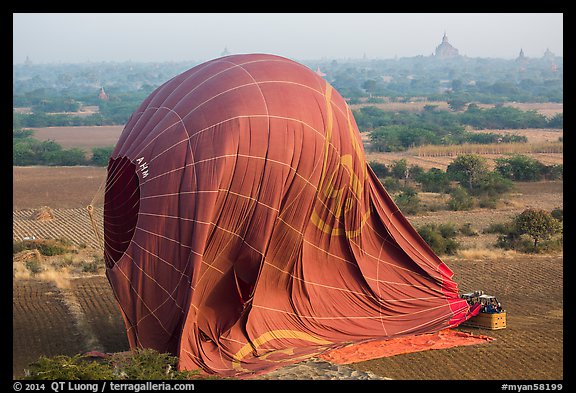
13,95,146,128
13,129,113,166
356,104,562,152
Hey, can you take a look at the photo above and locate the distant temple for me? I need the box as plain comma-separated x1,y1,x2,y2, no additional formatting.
543,49,558,72
435,33,459,58
543,48,556,61
516,48,528,63
99,87,109,101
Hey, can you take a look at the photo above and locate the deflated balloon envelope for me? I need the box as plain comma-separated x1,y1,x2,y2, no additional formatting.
104,53,473,377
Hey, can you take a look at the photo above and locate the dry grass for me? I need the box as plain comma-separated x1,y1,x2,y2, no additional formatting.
36,268,73,289
407,141,563,157
499,102,563,119
350,100,451,112
452,248,520,260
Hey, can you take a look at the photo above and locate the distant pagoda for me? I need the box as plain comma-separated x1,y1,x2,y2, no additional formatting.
543,48,556,61
516,48,528,63
435,32,459,58
99,87,109,101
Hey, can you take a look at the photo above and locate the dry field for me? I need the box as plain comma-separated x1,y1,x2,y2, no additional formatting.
13,166,107,210
350,253,563,380
28,125,123,150
350,100,452,112
502,102,563,119
467,128,563,144
13,276,129,377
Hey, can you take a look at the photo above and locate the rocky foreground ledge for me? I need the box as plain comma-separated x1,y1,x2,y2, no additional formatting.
254,357,391,380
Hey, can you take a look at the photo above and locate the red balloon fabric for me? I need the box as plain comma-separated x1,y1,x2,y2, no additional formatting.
104,53,474,377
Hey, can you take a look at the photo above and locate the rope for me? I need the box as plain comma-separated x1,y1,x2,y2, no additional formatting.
87,204,104,250
86,169,108,251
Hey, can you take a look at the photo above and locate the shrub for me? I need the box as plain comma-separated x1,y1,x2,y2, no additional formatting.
447,186,474,211
24,349,215,380
381,177,402,193
459,223,479,237
484,222,515,234
24,354,115,380
82,260,99,273
368,161,389,179
110,349,193,380
394,188,421,215
437,223,458,239
543,164,563,180
37,243,67,256
13,239,70,256
550,208,563,222
495,154,547,181
91,146,115,166
53,254,75,270
473,171,513,198
25,257,42,274
478,194,499,209
416,168,451,193
417,223,460,255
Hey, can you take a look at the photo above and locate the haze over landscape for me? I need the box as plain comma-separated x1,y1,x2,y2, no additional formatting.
13,13,563,63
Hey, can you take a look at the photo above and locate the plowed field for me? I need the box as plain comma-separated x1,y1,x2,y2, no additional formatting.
13,277,129,377
349,254,564,380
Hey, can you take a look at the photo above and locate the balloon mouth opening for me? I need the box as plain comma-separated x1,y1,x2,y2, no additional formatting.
103,157,141,268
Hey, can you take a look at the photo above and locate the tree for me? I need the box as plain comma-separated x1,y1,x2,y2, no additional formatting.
514,208,562,248
368,161,389,179
415,167,451,193
495,154,546,181
547,113,563,128
447,97,468,111
390,159,409,181
446,154,489,191
91,146,115,166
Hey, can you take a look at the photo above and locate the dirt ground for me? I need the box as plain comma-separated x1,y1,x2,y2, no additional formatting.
349,254,563,380
13,277,130,378
13,166,107,210
28,126,123,150
12,165,563,380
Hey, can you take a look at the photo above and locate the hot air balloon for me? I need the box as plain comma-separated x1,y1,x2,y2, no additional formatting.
104,53,476,377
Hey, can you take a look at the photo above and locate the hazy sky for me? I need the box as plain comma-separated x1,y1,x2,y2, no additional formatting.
13,13,563,64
